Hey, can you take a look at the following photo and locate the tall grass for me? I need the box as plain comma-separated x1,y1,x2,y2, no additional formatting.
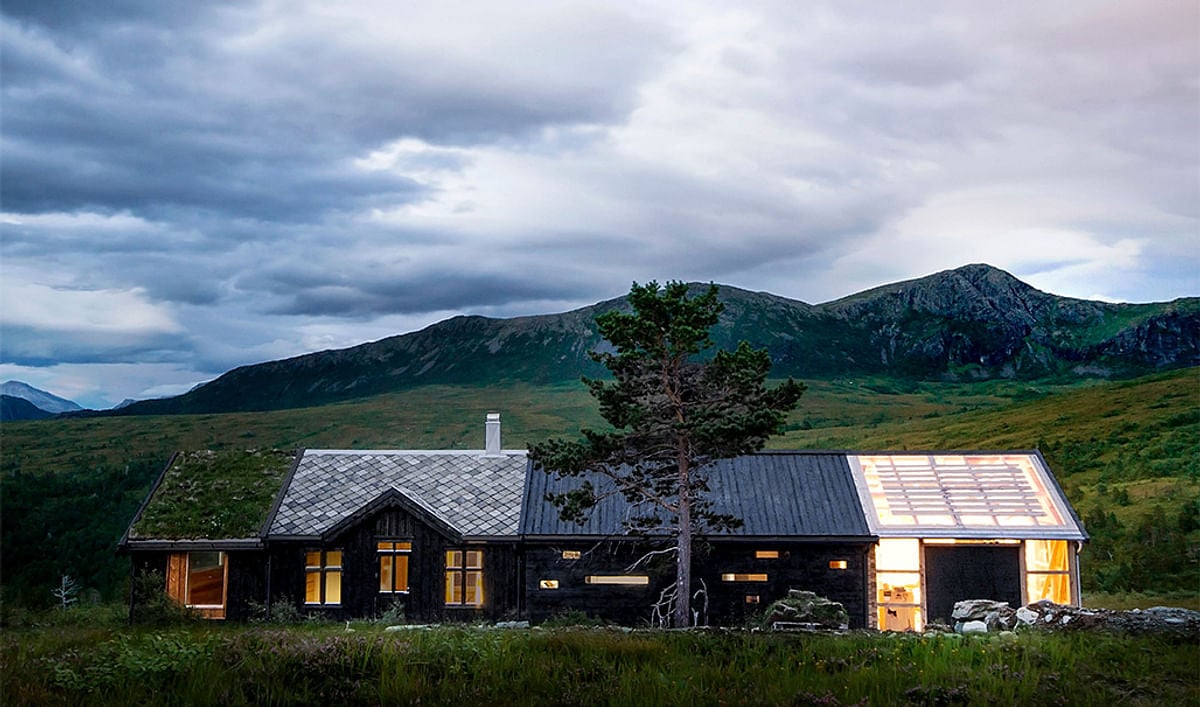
3,620,1196,706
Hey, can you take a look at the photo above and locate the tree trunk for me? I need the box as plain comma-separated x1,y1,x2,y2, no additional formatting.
674,457,692,628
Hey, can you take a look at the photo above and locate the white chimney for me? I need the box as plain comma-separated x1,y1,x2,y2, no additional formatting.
485,412,501,456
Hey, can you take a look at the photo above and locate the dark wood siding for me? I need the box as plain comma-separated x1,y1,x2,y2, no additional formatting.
696,542,870,629
270,505,520,622
524,540,675,626
129,549,267,621
524,539,871,628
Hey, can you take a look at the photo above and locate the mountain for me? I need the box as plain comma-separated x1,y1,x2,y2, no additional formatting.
0,395,56,421
0,381,83,414
116,264,1199,416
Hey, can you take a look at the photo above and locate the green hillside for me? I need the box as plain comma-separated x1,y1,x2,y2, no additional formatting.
2,369,1197,606
111,265,1200,415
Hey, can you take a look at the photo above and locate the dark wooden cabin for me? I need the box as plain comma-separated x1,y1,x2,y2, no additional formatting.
262,448,526,622
122,422,1086,629
520,453,877,628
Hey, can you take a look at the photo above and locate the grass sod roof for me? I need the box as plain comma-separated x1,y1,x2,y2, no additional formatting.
128,449,295,540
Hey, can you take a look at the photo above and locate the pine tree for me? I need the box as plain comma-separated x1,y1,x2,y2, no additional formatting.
530,281,804,627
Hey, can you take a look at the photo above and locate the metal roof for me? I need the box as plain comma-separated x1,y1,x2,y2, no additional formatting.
521,452,874,539
268,450,528,539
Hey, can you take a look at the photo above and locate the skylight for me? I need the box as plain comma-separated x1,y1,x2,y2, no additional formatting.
849,453,1085,539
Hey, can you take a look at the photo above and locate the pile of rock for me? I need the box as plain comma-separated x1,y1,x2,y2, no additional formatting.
762,589,849,631
950,599,1200,641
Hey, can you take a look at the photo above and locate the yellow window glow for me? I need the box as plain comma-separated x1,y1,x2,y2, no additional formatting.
584,575,649,585
305,571,321,604
1027,573,1071,604
324,571,341,605
875,539,920,571
561,550,581,560
721,573,768,582
1025,540,1070,572
828,560,848,570
538,579,560,589
754,550,781,559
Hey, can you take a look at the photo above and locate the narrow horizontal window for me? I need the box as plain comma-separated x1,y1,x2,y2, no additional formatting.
754,550,781,559
561,550,581,560
538,579,560,590
829,560,848,570
584,575,649,586
745,594,761,604
721,573,768,582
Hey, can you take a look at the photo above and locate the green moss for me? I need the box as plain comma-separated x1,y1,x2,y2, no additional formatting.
129,449,293,540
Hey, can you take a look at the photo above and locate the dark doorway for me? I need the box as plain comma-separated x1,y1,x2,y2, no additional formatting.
924,545,1021,624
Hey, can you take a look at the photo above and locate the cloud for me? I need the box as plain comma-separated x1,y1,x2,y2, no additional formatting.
0,0,1195,406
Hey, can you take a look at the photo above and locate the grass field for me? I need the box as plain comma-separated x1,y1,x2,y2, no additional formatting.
3,614,1196,706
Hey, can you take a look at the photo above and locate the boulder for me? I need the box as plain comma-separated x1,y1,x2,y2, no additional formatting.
960,620,988,634
951,599,1009,622
762,589,849,631
951,599,1017,633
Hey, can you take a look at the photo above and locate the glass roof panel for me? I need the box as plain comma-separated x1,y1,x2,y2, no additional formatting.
850,453,1085,539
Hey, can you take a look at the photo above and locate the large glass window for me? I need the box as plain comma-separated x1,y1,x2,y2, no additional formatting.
445,549,484,607
1025,540,1072,604
165,551,228,618
378,541,411,593
305,549,342,605
875,539,922,631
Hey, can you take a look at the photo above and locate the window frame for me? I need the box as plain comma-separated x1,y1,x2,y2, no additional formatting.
377,540,412,594
305,549,343,606
444,548,485,607
166,551,229,618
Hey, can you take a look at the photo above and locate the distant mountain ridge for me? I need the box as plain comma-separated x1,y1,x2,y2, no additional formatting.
0,395,55,421
116,264,1199,415
0,381,82,415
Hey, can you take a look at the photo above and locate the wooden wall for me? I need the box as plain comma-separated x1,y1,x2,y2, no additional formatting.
524,539,872,628
268,506,521,622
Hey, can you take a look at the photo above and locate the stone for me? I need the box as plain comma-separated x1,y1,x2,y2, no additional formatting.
960,620,988,634
761,589,849,631
952,599,1010,622
1016,607,1039,625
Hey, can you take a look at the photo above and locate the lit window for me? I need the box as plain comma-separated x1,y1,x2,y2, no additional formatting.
166,551,228,618
828,560,848,570
378,540,412,593
745,595,761,604
305,549,342,605
875,539,922,631
445,549,484,607
538,579,560,590
584,575,649,585
754,550,781,559
721,573,768,582
561,550,581,560
1025,540,1072,604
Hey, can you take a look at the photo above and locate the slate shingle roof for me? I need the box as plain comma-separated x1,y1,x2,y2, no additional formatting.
269,450,528,538
521,452,873,538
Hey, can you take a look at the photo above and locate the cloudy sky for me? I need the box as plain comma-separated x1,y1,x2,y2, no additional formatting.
2,1,1197,409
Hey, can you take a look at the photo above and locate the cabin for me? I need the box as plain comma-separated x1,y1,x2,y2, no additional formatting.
120,415,1087,629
